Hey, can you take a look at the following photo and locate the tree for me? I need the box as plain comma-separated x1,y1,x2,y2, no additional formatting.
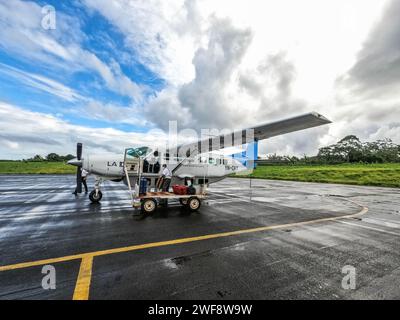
63,154,75,161
317,136,400,164
31,155,44,162
46,153,61,162
363,139,399,163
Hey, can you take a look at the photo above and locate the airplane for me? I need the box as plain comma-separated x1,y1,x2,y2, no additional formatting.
67,112,331,207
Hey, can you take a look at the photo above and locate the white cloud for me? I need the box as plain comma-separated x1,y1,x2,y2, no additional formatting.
0,0,144,101
0,63,83,102
82,0,201,86
369,124,400,143
0,62,148,126
76,100,147,126
0,138,19,150
0,102,167,159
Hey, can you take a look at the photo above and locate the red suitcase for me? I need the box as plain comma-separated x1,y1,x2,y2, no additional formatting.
172,185,187,195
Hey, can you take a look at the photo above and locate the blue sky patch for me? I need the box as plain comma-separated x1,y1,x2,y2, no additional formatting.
0,0,165,133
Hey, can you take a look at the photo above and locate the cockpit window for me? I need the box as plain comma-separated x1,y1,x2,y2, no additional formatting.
126,146,152,158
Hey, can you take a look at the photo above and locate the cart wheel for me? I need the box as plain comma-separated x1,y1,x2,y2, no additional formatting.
187,197,201,212
141,198,157,214
179,198,188,206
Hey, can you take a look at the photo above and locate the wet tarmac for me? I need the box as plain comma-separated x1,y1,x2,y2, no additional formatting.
0,175,399,299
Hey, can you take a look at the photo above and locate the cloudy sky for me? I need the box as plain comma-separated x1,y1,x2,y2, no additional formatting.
0,0,399,159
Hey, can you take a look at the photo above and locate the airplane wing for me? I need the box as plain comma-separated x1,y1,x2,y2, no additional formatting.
172,112,331,157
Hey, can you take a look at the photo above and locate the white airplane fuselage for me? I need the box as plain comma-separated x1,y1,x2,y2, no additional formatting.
80,153,249,188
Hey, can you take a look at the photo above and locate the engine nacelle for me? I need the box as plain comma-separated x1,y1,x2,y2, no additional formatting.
83,154,125,177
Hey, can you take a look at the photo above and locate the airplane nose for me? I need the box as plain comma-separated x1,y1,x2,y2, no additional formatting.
67,158,82,167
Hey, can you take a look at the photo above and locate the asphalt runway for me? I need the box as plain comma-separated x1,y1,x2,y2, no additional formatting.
0,175,399,300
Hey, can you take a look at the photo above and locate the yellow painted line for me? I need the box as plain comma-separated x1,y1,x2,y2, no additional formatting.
86,206,369,259
72,256,93,300
0,254,83,272
0,203,368,273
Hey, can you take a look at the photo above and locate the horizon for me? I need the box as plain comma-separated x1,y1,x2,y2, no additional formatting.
1,133,398,161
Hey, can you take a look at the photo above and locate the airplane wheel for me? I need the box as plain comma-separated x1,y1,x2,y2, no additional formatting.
187,197,201,212
141,198,157,214
89,190,102,203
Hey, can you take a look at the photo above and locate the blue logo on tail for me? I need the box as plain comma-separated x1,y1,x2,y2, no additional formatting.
231,140,258,169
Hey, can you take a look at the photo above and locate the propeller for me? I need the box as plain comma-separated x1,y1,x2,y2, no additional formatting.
76,143,83,193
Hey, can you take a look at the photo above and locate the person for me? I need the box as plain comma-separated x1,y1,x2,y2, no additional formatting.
160,164,172,192
153,161,160,174
81,168,89,193
73,168,89,195
143,159,149,173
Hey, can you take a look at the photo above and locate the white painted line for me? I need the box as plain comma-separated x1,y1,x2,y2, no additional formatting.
336,220,400,237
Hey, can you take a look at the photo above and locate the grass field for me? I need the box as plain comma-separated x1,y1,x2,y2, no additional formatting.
0,161,75,174
1,161,399,188
235,163,400,188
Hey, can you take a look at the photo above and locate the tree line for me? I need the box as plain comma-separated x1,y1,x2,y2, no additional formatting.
261,135,400,165
19,135,400,164
23,153,75,162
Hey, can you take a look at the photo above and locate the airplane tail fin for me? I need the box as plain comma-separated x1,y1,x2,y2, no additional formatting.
231,140,258,169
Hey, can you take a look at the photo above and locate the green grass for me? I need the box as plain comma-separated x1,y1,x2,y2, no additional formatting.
0,161,75,174
1,161,400,188
235,163,400,188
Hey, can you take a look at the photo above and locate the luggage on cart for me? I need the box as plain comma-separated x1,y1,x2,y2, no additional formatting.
172,185,187,195
139,178,148,195
187,185,196,195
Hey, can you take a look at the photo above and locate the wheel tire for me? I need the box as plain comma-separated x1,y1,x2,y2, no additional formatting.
89,190,102,203
179,198,188,206
187,197,201,212
141,198,157,214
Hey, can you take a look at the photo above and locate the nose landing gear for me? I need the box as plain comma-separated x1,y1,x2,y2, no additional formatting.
89,190,103,203
89,176,103,203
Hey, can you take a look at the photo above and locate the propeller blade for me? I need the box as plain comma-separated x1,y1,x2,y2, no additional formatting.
77,143,82,160
76,167,82,193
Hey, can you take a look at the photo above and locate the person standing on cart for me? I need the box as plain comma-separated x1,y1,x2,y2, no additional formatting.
161,164,172,192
